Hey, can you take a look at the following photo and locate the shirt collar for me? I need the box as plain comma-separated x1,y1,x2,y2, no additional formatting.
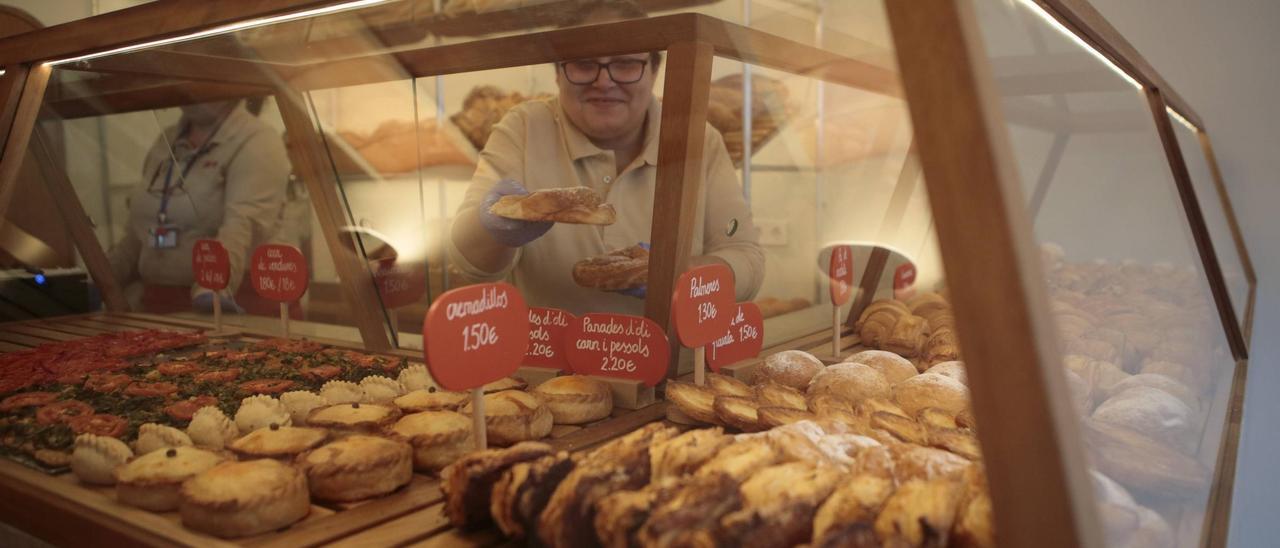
557,96,662,167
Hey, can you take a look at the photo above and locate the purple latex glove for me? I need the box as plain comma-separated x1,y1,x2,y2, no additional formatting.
480,179,554,248
192,290,244,314
612,242,650,299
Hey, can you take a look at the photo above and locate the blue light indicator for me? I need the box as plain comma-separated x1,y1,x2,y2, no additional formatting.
33,274,46,285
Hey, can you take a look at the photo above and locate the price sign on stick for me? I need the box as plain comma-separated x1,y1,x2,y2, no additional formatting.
424,282,529,450
894,262,917,300
192,239,231,333
373,261,426,334
526,307,576,370
671,264,735,386
828,245,854,358
564,313,669,386
706,302,764,371
250,244,308,338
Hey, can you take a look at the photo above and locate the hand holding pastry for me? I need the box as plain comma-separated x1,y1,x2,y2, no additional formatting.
480,179,554,247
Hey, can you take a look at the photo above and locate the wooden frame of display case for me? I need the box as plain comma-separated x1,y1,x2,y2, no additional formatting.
0,0,1257,547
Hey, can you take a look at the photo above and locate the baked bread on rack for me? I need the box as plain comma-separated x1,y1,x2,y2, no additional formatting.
572,245,649,291
116,446,228,512
489,187,617,225
531,375,614,425
179,459,310,538
389,410,473,472
297,434,413,502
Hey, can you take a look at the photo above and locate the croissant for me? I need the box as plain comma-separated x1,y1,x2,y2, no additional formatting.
855,300,910,347
884,314,928,358
924,326,960,364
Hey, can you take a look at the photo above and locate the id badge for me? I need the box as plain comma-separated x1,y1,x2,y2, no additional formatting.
149,224,180,249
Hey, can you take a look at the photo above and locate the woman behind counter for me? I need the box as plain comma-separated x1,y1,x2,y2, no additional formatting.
108,99,301,316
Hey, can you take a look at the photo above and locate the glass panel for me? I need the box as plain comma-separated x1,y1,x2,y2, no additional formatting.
1167,113,1249,330
38,69,362,343
975,1,1235,546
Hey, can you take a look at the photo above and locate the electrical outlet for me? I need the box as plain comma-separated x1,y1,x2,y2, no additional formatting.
757,219,789,246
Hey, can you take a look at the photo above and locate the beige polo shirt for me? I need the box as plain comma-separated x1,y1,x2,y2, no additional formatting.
108,105,293,295
448,96,764,316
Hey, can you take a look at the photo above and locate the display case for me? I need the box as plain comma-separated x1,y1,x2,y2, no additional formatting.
0,0,1254,547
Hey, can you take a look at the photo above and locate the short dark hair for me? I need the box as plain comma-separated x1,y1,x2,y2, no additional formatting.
560,0,662,70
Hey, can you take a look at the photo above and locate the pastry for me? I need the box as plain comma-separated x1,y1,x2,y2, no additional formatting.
306,403,401,435
917,407,958,429
489,186,617,225
116,446,227,511
893,372,970,416
572,245,649,291
320,380,363,405
890,444,971,482
665,381,720,425
483,376,529,394
179,459,310,538
297,435,413,502
459,390,553,446
875,478,965,547
924,326,961,365
706,373,753,398
490,451,578,540
187,406,240,449
637,472,744,546
649,428,731,481
235,395,292,434
397,364,436,392
1082,419,1208,499
757,406,817,428
441,441,554,529
754,381,808,411
134,423,193,455
389,410,473,472
359,376,405,403
752,350,825,389
712,396,762,432
594,481,679,548
906,292,950,317
883,314,929,358
279,391,328,425
871,411,928,444
855,299,910,347
70,434,133,485
1103,373,1198,411
811,473,894,542
927,426,983,460
718,461,844,547
855,397,910,420
532,375,613,425
229,423,328,460
1092,386,1193,448
807,363,891,403
925,360,968,386
952,465,996,548
843,350,916,385
394,388,470,412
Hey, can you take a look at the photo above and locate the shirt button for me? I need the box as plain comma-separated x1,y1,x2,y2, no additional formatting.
603,176,612,184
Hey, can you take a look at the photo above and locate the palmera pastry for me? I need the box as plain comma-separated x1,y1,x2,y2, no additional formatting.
757,406,817,429
235,395,292,435
531,375,613,425
489,186,617,225
394,388,469,413
229,423,328,460
754,381,808,411
134,423,193,455
843,349,916,385
116,446,227,511
70,434,133,485
572,244,649,291
389,410,473,472
460,390,553,446
306,403,401,436
705,372,753,398
188,406,240,449
753,350,825,389
664,381,719,425
442,441,555,528
180,459,310,538
279,391,327,425
712,395,762,432
297,435,413,502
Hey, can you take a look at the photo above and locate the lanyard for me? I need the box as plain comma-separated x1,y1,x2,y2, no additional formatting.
153,111,231,224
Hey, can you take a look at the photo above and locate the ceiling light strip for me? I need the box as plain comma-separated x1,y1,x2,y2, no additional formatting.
1015,0,1143,91
46,0,390,67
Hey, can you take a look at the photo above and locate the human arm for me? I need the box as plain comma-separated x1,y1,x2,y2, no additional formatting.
207,128,290,296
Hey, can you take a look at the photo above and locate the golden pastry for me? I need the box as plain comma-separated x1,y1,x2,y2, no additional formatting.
712,396,762,432
459,390,553,446
752,350,825,390
306,403,401,435
754,381,808,411
70,434,133,486
134,423,193,456
228,423,328,460
531,375,613,425
297,435,413,502
394,387,470,412
893,373,970,416
664,381,720,425
441,442,554,529
808,363,891,403
389,410,473,472
843,349,916,385
489,186,617,225
117,446,227,511
179,459,310,538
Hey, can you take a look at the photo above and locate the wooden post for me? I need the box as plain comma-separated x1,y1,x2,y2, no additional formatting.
275,88,392,352
0,65,30,153
470,388,487,450
0,63,49,221
884,1,1102,547
30,127,129,312
279,302,290,338
1146,88,1246,360
1198,131,1256,345
645,40,714,379
846,140,920,327
693,347,705,386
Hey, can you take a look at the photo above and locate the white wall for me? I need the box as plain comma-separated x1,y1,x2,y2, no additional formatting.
1080,2,1280,546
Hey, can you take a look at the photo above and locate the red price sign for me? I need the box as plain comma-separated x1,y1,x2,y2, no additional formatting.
250,244,308,302
424,283,529,391
192,239,230,291
564,313,669,386
706,302,764,371
829,245,854,306
374,262,426,309
526,307,576,370
670,264,735,347
894,262,917,290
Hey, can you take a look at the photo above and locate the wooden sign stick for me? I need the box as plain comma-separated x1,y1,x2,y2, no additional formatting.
694,347,706,386
471,388,487,450
832,303,841,358
213,294,222,332
280,302,290,338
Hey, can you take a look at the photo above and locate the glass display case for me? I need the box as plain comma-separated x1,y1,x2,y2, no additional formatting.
0,1,1254,547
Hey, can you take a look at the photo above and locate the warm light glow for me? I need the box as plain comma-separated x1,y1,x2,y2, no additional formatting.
1015,0,1143,90
46,0,390,66
1166,106,1199,133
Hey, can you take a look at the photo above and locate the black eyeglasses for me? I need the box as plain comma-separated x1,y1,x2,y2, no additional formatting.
559,59,648,85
